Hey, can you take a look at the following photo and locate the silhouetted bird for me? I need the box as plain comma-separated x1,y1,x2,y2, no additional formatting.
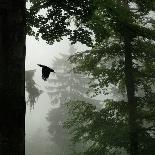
37,64,55,81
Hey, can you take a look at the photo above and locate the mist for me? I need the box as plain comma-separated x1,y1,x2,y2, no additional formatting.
25,36,91,155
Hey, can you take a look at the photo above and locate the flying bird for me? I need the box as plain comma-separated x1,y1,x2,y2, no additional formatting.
37,64,55,81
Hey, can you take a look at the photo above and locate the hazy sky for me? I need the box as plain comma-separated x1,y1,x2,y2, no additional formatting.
26,35,89,70
26,36,71,70
25,36,90,154
25,36,69,154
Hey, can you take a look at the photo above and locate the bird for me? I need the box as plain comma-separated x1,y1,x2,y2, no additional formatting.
37,64,55,81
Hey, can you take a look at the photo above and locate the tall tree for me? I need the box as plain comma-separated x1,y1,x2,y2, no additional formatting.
0,0,26,153
0,0,94,153
66,40,155,154
66,1,155,155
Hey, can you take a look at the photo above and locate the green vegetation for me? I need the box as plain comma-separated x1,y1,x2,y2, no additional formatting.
64,1,155,155
27,0,155,154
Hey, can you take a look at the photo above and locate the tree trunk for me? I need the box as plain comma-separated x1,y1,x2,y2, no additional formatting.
0,0,26,154
124,37,138,155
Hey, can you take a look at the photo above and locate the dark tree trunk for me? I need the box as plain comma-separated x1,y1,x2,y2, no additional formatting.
124,37,138,155
0,0,26,154
120,0,138,153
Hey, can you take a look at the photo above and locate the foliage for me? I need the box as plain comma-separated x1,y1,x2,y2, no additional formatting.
64,100,129,155
64,1,155,154
26,0,95,46
26,0,155,154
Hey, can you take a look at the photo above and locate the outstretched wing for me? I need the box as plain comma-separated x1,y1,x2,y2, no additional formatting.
37,64,46,68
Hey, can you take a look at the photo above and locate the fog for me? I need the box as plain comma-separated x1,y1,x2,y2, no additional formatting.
26,36,70,155
25,32,155,154
25,36,90,155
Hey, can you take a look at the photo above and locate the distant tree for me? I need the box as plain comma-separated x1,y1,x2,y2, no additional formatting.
25,70,42,110
46,45,99,154
46,45,95,104
47,104,75,155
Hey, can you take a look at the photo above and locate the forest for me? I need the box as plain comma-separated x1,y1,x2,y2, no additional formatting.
0,0,155,154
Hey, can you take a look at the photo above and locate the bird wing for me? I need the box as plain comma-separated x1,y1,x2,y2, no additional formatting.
49,68,55,72
37,64,45,68
38,64,55,73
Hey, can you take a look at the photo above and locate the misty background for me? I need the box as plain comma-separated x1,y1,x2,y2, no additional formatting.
25,2,155,154
25,36,92,155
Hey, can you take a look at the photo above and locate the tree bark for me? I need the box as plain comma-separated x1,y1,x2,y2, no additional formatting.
124,37,138,155
0,0,26,154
